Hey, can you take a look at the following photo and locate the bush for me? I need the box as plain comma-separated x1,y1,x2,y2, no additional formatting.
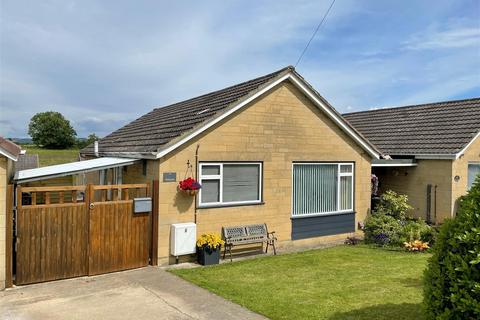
364,213,403,246
374,190,413,220
423,177,480,319
400,219,436,244
365,190,436,248
76,133,99,149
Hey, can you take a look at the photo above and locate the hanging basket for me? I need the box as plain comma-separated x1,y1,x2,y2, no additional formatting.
178,177,201,196
180,188,199,196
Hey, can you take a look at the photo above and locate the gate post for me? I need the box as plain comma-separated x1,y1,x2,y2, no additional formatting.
86,184,94,275
5,185,14,288
151,180,159,266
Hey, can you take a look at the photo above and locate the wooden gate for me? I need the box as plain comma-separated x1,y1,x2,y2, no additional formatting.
15,183,153,285
88,184,151,275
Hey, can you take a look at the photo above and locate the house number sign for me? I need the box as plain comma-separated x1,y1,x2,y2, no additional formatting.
163,172,177,182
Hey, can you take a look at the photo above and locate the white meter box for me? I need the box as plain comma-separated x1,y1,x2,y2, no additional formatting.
170,222,196,256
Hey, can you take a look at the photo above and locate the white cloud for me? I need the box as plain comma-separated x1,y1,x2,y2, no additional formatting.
404,21,480,50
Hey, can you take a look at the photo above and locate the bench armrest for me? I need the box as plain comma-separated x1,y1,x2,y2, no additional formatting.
267,231,277,240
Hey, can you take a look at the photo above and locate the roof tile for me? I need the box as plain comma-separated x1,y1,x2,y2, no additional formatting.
343,98,480,155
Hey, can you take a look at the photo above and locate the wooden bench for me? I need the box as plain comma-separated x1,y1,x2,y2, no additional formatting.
222,223,277,261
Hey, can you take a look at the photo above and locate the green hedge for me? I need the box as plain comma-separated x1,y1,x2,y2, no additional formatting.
423,177,480,319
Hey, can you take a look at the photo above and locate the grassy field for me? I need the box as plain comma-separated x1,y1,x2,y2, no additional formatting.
21,145,80,167
171,245,430,320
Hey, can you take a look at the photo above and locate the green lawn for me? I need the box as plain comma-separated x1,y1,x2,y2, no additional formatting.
171,245,430,320
21,145,80,167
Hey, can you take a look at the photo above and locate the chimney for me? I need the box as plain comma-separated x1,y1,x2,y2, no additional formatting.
94,141,99,157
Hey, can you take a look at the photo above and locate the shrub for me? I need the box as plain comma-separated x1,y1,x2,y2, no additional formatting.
400,219,436,244
374,190,413,220
364,213,403,246
76,133,99,149
423,177,480,319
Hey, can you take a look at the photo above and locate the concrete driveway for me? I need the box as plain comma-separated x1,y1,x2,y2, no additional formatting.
0,267,266,320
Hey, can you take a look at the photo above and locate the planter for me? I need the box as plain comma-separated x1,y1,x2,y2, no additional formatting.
197,246,221,266
180,189,198,196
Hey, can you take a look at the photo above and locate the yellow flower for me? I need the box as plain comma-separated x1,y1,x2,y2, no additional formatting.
404,240,429,252
196,233,225,249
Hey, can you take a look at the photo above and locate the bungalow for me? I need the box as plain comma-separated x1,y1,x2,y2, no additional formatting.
0,137,21,289
344,98,480,223
80,66,381,265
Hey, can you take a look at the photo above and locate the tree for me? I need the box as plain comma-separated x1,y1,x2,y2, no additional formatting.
423,176,480,319
77,133,99,149
28,111,77,149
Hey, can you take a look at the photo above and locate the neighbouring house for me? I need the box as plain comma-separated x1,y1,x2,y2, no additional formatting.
0,137,21,289
344,98,480,223
79,66,381,265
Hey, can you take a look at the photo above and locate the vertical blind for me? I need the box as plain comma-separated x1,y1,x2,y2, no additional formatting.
292,163,353,216
468,163,480,189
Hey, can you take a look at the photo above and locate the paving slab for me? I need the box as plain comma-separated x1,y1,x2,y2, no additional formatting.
0,267,266,320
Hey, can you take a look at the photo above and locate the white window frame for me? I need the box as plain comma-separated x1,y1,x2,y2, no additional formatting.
468,161,480,190
198,162,263,207
291,162,354,218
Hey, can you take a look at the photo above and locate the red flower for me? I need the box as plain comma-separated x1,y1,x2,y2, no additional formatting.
179,177,202,191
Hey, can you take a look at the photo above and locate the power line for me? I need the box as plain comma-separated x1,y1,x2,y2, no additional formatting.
294,0,336,68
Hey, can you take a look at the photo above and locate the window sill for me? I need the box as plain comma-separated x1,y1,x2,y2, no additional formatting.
197,202,265,209
290,211,356,219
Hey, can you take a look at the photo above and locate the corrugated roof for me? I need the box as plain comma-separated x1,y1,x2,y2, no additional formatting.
14,157,138,183
343,98,480,156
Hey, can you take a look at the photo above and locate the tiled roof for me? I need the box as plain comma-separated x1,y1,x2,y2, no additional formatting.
15,154,39,172
0,136,22,160
81,66,293,156
343,98,480,156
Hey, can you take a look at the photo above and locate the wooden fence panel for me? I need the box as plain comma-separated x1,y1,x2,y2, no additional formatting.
88,200,151,275
15,183,152,284
16,203,88,285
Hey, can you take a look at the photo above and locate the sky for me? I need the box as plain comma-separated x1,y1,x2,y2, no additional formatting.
1,0,479,138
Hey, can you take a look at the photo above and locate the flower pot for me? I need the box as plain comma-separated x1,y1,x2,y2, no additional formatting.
197,246,221,266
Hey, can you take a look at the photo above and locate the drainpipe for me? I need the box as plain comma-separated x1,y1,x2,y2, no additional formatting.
434,185,438,224
194,144,200,224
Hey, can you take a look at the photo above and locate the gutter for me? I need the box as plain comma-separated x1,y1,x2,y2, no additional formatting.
80,151,157,160
414,154,456,160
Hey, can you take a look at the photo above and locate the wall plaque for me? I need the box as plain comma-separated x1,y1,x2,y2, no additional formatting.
163,172,177,182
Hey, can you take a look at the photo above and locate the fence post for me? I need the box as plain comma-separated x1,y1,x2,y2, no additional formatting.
150,180,159,266
5,185,14,288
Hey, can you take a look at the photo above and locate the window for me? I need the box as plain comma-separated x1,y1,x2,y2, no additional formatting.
292,163,354,217
199,162,262,207
468,163,480,190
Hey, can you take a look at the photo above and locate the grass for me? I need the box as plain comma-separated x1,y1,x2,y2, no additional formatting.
171,245,430,320
21,145,80,167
